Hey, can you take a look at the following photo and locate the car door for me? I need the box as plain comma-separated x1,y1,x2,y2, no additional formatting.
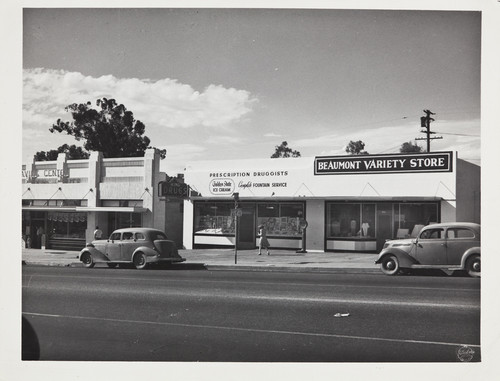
120,231,142,261
106,232,122,261
445,227,477,265
414,227,447,265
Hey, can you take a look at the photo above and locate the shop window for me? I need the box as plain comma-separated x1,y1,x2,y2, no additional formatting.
47,212,87,239
327,203,376,239
194,202,235,235
327,204,359,238
257,203,303,237
108,212,143,232
396,203,439,236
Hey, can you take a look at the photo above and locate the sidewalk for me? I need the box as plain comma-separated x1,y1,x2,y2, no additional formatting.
21,247,381,274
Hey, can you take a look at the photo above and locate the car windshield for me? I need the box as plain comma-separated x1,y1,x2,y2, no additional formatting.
151,232,167,240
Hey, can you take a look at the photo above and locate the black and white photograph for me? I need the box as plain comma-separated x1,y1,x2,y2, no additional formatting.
2,0,500,380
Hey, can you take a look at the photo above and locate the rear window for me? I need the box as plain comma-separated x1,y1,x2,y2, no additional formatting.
151,232,167,240
447,228,475,239
135,233,146,240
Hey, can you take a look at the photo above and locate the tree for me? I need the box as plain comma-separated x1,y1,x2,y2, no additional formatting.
38,98,166,160
34,144,90,161
345,140,368,155
271,141,301,158
399,141,423,153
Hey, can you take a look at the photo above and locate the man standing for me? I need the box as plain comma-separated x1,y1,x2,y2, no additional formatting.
94,226,103,240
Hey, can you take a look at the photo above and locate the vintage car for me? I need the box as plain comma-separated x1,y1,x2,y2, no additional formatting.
375,222,480,277
79,228,185,269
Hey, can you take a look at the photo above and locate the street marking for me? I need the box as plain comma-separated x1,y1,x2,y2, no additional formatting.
23,311,480,349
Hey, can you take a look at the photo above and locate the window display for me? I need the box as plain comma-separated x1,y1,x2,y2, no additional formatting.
256,203,303,237
327,203,375,239
194,202,235,235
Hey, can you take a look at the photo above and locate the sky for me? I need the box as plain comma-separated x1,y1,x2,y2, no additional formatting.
22,7,481,175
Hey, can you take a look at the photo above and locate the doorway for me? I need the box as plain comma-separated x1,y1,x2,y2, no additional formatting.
237,207,256,249
376,204,393,251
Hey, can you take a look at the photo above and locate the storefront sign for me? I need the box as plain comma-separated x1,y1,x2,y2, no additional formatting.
158,178,189,198
314,152,453,175
210,178,235,195
22,169,65,179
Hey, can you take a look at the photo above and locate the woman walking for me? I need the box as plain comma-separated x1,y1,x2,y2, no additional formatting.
257,224,270,255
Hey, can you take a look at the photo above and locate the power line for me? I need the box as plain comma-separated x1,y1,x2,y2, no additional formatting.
435,131,480,137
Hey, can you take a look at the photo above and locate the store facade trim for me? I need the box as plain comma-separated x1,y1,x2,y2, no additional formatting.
22,149,183,251
183,152,480,252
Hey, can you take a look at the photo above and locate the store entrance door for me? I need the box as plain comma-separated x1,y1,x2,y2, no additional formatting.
237,207,256,249
376,204,393,251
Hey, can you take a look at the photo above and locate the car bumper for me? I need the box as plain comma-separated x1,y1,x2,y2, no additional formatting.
147,256,186,264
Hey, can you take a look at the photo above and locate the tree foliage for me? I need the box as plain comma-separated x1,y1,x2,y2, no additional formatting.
36,98,166,161
345,140,368,155
34,144,90,161
271,141,301,158
399,141,423,153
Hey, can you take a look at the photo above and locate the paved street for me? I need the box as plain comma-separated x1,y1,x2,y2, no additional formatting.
22,265,480,362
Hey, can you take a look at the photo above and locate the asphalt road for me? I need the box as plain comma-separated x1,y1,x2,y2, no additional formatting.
22,266,480,362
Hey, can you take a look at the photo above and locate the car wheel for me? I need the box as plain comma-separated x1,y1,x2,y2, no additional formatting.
81,252,95,268
133,252,148,270
107,263,117,268
380,255,400,275
465,255,480,278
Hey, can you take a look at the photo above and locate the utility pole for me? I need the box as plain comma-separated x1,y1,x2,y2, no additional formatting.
415,109,442,152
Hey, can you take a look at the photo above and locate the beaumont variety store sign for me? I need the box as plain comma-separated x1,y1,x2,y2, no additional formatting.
314,152,453,175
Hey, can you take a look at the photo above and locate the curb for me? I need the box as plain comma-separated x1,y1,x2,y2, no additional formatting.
204,264,381,274
22,260,381,274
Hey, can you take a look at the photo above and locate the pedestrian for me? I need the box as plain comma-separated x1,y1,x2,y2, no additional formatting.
257,224,270,255
94,226,103,240
36,226,44,249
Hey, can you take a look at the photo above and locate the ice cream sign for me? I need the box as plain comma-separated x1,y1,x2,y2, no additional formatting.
210,178,235,195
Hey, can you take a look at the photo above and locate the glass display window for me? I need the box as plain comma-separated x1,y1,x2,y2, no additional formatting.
395,203,439,237
256,202,304,237
194,202,235,235
327,203,375,239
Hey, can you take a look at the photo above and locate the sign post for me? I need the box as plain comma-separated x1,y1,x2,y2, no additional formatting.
232,192,240,264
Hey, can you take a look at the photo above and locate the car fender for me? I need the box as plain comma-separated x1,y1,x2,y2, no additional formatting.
375,248,418,268
79,246,110,262
461,246,481,268
131,246,157,260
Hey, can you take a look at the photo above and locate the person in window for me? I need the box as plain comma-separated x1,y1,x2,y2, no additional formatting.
94,226,103,240
257,225,270,256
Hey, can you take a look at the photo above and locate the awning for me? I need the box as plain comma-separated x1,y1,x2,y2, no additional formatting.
22,206,148,213
76,206,148,213
22,206,77,212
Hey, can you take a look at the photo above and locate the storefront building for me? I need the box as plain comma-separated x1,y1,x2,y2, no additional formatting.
182,151,480,252
22,149,184,251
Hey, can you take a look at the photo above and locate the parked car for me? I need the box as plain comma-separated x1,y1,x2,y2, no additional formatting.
79,228,185,269
375,222,480,277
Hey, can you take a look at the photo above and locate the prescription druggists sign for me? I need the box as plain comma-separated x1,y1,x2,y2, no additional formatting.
314,151,453,175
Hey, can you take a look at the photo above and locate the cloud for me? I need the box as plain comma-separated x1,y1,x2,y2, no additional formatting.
158,144,207,175
23,68,257,130
295,119,480,162
263,132,281,138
